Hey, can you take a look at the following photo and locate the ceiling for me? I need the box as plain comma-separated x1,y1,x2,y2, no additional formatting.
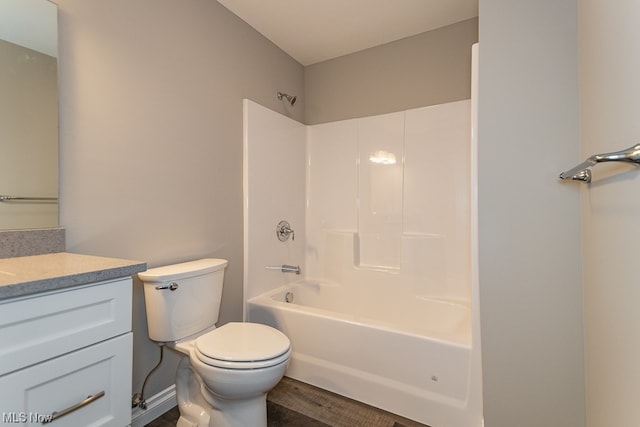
216,0,479,66
0,0,57,57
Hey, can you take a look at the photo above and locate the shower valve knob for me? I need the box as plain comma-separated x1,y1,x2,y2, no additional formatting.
276,220,295,241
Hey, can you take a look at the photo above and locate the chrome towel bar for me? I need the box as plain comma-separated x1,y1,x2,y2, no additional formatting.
0,195,58,202
559,143,640,183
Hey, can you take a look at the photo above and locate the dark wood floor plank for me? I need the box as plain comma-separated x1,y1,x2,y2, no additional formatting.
268,377,428,427
145,376,429,427
267,401,331,427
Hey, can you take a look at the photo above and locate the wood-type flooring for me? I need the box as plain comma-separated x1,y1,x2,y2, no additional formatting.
144,376,429,427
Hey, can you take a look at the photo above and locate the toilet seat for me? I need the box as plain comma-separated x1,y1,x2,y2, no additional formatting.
194,322,291,370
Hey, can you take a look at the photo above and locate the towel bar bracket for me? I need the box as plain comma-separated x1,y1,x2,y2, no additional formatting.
559,143,640,184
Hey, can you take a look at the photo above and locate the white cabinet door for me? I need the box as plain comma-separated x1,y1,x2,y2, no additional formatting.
0,333,132,427
0,278,132,376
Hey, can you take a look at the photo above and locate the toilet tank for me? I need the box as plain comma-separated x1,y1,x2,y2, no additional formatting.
139,258,228,342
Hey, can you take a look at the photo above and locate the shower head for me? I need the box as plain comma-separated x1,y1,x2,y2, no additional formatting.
277,91,297,106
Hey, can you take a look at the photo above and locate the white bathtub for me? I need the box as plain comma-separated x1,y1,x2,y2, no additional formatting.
247,280,478,427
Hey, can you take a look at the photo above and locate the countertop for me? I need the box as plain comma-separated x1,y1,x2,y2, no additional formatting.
0,252,147,301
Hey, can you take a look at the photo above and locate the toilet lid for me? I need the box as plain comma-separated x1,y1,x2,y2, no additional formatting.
195,322,290,369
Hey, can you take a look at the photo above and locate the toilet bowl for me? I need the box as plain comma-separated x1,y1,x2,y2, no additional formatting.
139,259,291,427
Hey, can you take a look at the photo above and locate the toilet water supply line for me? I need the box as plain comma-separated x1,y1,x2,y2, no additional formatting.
132,344,165,409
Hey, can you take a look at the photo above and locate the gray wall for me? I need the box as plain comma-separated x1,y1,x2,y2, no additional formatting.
55,0,303,398
53,1,586,424
305,18,478,125
580,1,640,425
478,0,585,426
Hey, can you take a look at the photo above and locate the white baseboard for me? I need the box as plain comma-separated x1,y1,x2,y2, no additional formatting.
131,385,177,427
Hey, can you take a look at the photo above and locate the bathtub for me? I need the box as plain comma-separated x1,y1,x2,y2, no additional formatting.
247,280,478,427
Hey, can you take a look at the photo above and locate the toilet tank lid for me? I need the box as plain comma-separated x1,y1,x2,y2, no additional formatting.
138,258,228,283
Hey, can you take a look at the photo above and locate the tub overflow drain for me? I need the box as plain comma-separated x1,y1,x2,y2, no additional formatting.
285,292,294,303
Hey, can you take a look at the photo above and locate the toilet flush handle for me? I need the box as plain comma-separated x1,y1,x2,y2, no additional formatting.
155,282,179,291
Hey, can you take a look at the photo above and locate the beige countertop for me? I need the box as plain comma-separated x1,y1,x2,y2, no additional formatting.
0,252,146,300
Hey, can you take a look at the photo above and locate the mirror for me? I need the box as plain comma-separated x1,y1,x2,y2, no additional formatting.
0,0,58,230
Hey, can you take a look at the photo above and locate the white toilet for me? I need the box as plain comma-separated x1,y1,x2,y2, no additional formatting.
139,258,291,427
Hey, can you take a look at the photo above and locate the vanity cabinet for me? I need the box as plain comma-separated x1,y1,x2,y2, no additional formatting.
0,277,133,426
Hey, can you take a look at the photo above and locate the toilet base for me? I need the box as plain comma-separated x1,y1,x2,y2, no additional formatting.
171,352,273,427
204,392,267,427
177,416,202,427
175,357,211,427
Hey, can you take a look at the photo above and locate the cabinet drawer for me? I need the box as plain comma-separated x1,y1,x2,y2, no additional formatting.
0,278,132,375
0,333,132,427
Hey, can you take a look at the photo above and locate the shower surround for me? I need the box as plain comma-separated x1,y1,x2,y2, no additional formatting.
243,90,481,425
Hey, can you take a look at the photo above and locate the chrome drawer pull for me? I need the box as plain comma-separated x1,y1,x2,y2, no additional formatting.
42,390,105,424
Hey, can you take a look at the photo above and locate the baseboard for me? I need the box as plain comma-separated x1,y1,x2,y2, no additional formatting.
130,385,177,427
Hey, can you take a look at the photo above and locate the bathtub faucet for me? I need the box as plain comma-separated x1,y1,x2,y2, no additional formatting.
265,264,301,275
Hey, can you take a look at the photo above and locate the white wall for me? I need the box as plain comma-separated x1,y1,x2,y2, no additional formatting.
580,1,640,426
478,0,585,426
306,101,471,302
245,100,471,303
243,100,306,302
